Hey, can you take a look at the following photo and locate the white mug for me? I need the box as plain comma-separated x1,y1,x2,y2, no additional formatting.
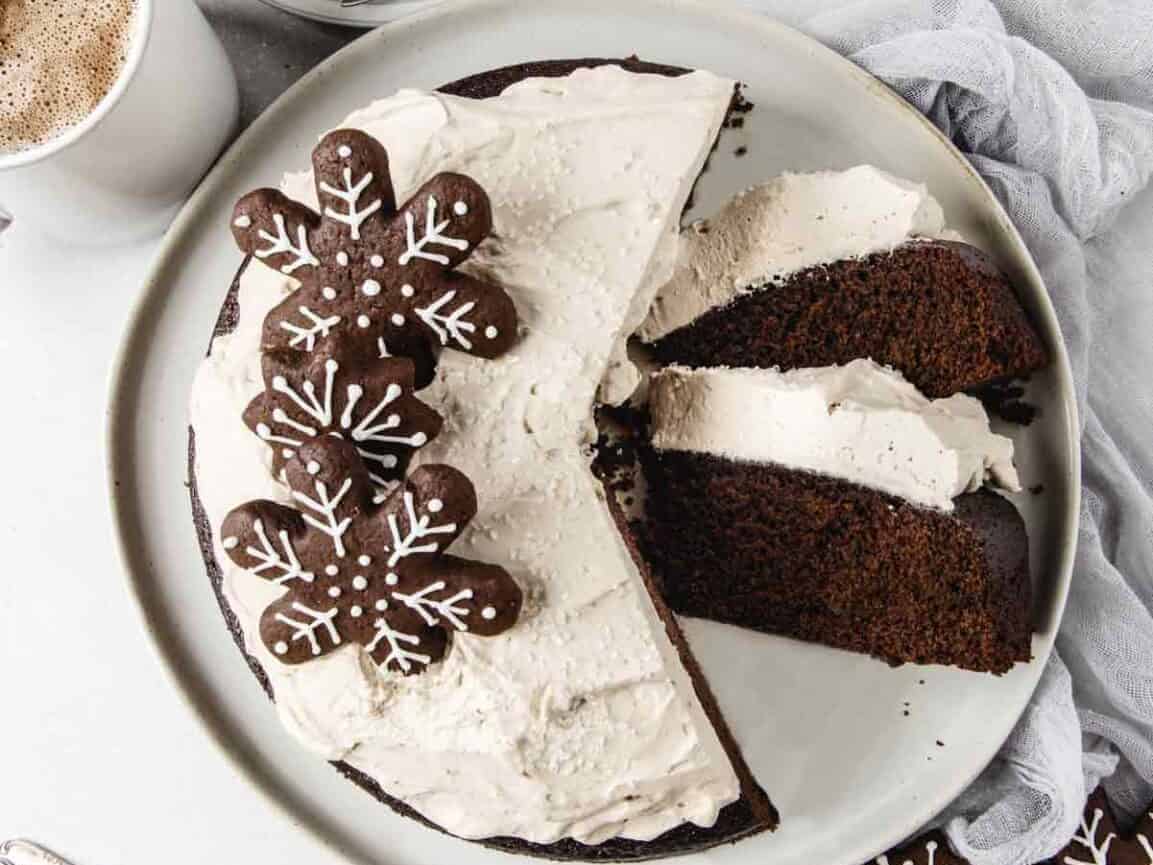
0,0,238,244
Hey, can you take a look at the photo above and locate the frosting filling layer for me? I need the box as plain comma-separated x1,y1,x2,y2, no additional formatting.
190,66,742,845
648,360,1020,511
639,165,956,341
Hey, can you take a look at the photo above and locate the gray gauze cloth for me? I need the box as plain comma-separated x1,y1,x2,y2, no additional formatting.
743,0,1153,861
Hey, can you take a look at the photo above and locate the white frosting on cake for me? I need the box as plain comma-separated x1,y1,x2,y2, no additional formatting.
648,360,1020,511
189,66,743,845
639,166,957,341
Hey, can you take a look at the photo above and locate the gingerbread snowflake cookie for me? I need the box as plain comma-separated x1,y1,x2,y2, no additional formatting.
231,128,518,365
243,333,442,489
871,788,1153,865
220,436,522,674
874,832,965,865
1050,788,1153,865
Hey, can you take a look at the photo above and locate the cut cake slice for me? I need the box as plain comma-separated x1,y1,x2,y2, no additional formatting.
640,169,1047,397
639,362,1033,675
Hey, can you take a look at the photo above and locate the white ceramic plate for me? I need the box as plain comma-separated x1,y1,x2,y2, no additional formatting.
107,1,1079,863
258,0,444,27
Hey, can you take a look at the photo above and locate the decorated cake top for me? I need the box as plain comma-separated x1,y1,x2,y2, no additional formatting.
649,359,1021,511
223,127,524,681
191,65,742,845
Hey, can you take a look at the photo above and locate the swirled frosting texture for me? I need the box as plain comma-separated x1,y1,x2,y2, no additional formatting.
649,360,1021,511
640,165,955,340
190,66,740,844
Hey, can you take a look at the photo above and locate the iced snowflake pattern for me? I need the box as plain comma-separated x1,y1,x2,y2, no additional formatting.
230,128,518,365
1067,806,1118,865
870,791,1153,865
243,334,442,488
1053,789,1153,865
221,436,521,674
875,836,954,865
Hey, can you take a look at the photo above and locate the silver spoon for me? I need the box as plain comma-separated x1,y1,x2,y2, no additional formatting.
0,839,76,865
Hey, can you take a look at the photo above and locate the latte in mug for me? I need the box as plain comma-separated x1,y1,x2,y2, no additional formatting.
0,0,138,153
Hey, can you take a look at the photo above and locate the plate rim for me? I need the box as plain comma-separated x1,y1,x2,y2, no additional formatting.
105,0,1082,862
256,0,446,28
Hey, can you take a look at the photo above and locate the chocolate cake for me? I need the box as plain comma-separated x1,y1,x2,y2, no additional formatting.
640,452,1031,673
189,58,775,860
632,166,1046,676
439,57,693,99
187,57,1047,862
648,240,1047,398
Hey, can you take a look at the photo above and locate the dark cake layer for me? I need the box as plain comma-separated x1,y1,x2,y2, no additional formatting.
640,450,1032,674
189,58,774,861
440,56,692,98
648,240,1047,399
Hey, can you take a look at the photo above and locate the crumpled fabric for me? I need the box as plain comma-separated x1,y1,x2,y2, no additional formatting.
755,0,1153,862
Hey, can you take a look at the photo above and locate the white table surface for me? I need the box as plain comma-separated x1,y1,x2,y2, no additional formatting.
0,8,393,863
4,2,1140,864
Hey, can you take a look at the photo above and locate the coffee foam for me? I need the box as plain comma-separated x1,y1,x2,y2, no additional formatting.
0,0,138,154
